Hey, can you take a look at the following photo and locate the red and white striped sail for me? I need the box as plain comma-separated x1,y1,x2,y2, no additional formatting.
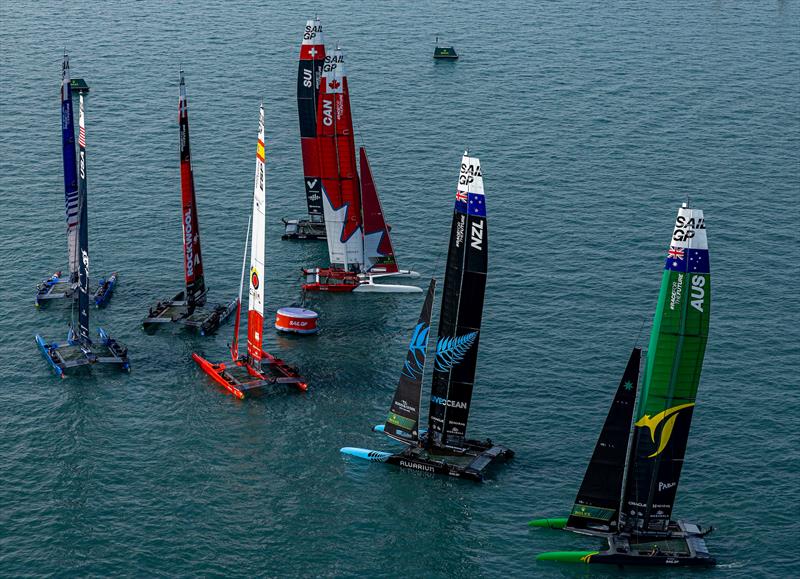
360,147,398,274
246,105,266,372
317,46,364,270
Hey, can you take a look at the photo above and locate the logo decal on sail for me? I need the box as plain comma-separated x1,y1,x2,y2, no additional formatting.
434,331,478,372
635,403,695,457
401,322,430,379
250,267,260,290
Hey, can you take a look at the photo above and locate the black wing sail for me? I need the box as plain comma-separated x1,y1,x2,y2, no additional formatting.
384,279,436,444
76,94,90,344
566,347,641,533
427,153,487,450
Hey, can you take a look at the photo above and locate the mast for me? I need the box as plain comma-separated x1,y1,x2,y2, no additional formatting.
427,153,487,449
621,203,711,533
297,17,326,221
179,70,207,311
61,53,80,283
316,46,364,271
76,94,90,344
230,216,251,362
384,279,437,444
360,147,399,273
566,348,641,533
246,105,266,373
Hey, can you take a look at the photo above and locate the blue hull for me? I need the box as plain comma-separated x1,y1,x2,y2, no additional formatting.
340,447,392,462
35,335,64,377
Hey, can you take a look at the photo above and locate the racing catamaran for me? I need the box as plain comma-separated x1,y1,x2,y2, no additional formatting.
36,54,116,307
530,203,715,567
143,70,236,334
283,17,327,240
301,46,420,293
193,105,307,399
340,153,513,480
36,93,130,376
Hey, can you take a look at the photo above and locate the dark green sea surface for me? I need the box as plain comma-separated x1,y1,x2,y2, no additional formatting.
1,1,797,576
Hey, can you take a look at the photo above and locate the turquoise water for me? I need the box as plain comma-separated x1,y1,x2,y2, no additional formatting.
1,1,798,576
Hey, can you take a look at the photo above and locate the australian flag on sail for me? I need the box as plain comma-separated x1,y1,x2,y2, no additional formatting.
665,247,710,274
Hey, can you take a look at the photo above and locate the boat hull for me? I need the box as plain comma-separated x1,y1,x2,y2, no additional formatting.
35,329,130,376
192,350,307,399
281,217,326,240
534,521,716,567
93,272,118,307
340,438,513,482
302,268,422,293
537,550,716,567
142,292,237,335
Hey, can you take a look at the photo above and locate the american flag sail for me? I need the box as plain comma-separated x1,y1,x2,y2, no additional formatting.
76,93,90,344
61,54,80,282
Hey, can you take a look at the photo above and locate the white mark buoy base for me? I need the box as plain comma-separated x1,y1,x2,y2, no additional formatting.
275,307,319,335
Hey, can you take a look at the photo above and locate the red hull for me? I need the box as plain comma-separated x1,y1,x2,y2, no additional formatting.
192,351,307,399
302,267,360,292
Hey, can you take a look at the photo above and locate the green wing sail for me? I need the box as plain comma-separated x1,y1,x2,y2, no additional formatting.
622,203,710,532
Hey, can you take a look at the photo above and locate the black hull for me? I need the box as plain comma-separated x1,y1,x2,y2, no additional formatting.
391,438,513,482
281,217,326,240
142,291,237,335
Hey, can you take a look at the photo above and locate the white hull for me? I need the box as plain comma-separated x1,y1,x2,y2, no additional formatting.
361,269,420,280
353,278,423,293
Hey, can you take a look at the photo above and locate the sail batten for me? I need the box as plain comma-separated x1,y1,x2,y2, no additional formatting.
61,54,80,282
246,105,266,373
179,71,206,311
297,17,326,220
316,47,364,270
427,154,487,449
621,205,710,533
384,279,436,444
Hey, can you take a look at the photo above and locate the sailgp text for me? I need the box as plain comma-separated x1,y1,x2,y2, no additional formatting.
672,215,705,242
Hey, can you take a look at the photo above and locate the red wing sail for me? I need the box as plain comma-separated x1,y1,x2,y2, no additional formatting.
360,147,398,273
316,47,364,269
179,71,206,309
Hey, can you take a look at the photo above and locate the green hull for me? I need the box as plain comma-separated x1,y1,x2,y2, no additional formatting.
536,551,597,563
527,517,567,529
